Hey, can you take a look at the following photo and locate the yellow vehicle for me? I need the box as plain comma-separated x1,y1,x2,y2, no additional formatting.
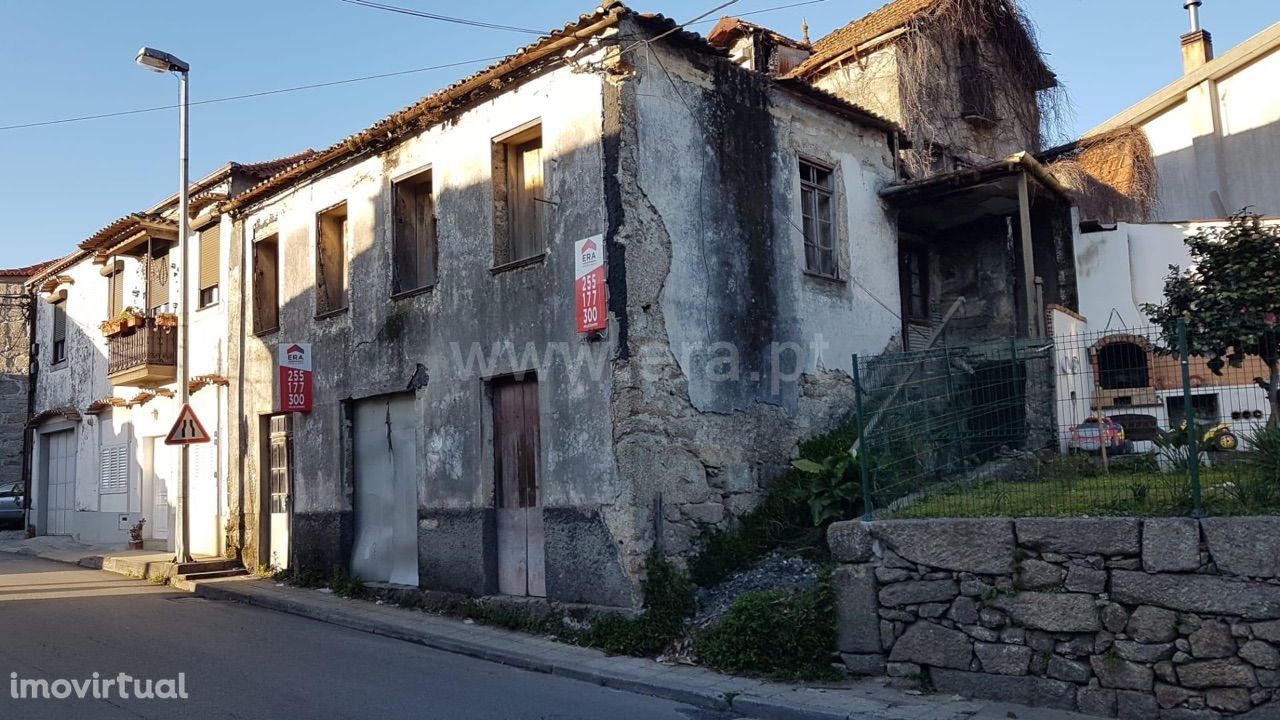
1174,420,1239,452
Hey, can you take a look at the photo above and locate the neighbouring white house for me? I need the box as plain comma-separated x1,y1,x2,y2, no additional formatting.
1087,11,1280,222
24,155,311,548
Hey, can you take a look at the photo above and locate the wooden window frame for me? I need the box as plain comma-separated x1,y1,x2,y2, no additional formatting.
391,166,438,296
799,158,838,279
900,243,930,322
492,121,546,270
315,202,349,318
253,233,281,336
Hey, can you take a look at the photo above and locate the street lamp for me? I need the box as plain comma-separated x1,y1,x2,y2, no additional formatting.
136,46,193,564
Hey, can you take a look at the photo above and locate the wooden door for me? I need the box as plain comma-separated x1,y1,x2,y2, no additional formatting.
493,378,545,597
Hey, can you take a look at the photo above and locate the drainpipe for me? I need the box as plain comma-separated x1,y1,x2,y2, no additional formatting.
21,288,36,535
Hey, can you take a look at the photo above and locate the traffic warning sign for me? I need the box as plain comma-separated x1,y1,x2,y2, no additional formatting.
165,404,211,446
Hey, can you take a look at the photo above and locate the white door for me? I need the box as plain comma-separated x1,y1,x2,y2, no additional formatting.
351,395,419,586
189,435,220,557
150,440,173,542
267,415,292,571
41,430,76,535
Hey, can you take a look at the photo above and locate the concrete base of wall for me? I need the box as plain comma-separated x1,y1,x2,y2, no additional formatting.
417,508,495,597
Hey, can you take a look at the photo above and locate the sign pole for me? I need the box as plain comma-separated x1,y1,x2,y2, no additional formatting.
176,68,192,564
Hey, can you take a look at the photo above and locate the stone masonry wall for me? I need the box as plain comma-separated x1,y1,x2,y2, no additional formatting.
0,281,30,488
830,517,1280,718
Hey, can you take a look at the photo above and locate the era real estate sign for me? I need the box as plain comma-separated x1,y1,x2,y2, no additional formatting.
278,343,313,413
575,235,607,334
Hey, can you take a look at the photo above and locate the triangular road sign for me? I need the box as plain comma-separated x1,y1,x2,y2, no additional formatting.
165,404,211,446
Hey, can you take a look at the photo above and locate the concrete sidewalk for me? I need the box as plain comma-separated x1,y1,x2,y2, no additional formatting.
0,533,1095,720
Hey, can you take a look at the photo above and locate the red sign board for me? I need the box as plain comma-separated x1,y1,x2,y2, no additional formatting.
575,235,607,334
278,343,313,412
165,404,211,446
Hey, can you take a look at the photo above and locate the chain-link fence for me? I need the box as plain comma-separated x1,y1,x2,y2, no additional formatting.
851,321,1279,518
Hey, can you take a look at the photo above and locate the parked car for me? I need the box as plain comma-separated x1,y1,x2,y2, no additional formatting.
1070,416,1132,455
0,481,24,527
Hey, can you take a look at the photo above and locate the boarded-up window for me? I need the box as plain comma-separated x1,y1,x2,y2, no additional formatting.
493,124,545,266
316,203,348,315
148,245,170,311
99,445,128,495
800,159,837,278
253,234,280,334
198,225,219,307
392,169,437,294
52,298,67,364
105,261,125,318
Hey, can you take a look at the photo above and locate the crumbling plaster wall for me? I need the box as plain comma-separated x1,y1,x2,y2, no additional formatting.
604,35,901,568
230,57,632,604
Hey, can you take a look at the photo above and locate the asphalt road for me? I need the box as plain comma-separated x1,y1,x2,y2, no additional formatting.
0,552,739,720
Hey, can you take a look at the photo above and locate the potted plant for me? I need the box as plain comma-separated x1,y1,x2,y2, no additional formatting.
154,312,178,329
127,518,146,550
122,307,145,330
100,316,125,337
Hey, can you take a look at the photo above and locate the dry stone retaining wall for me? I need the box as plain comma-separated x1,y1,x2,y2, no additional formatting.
829,517,1280,718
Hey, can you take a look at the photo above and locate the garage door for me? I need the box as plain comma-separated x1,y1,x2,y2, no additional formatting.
351,394,419,586
42,429,76,535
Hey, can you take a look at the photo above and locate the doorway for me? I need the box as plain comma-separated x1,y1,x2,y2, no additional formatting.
265,414,293,571
351,394,419,586
39,429,76,536
147,438,174,544
492,376,545,597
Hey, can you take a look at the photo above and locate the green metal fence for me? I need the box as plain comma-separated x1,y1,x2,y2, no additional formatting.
851,320,1278,519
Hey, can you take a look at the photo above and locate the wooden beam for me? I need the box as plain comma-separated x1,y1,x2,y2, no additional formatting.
1017,171,1038,338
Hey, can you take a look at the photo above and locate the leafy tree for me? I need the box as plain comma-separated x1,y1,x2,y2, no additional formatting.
1141,213,1280,424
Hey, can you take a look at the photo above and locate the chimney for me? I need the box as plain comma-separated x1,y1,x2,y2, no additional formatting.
1181,1,1214,74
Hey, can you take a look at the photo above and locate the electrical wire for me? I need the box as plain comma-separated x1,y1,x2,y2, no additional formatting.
0,56,506,131
337,0,546,35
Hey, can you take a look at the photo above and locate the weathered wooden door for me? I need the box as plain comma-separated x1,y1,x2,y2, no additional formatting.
493,378,545,597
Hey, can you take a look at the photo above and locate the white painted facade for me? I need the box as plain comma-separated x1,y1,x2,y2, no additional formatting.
1092,23,1280,221
28,214,231,551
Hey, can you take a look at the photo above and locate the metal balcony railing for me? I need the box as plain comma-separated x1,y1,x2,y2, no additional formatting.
106,317,177,384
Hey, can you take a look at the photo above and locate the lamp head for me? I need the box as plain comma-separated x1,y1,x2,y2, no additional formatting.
135,47,189,74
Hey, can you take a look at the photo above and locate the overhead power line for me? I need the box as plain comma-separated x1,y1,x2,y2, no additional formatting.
0,56,506,131
338,0,546,34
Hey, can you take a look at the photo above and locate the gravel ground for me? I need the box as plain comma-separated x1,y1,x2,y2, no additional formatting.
693,551,821,629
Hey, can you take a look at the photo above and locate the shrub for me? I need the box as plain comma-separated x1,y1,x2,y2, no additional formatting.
587,553,695,656
694,570,838,680
1245,422,1280,481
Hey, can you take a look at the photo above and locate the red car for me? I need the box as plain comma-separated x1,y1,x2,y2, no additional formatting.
1069,417,1131,455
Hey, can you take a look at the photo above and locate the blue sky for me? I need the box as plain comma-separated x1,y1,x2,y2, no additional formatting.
1,0,1275,267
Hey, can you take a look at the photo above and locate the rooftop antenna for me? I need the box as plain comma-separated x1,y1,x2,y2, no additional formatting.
801,17,810,45
1185,0,1203,33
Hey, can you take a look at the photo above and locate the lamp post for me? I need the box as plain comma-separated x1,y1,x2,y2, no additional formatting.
136,47,193,564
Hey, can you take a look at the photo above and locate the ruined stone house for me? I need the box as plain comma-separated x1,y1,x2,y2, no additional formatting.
17,0,1083,608
0,263,48,501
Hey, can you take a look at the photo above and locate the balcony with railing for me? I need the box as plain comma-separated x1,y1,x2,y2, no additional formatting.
106,317,177,387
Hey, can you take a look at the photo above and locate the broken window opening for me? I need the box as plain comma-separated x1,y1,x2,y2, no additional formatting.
900,244,930,321
392,168,438,294
493,124,545,267
253,234,280,335
958,37,997,124
316,203,349,316
800,159,837,278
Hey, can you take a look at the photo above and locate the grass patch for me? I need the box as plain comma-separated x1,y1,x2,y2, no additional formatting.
890,461,1280,518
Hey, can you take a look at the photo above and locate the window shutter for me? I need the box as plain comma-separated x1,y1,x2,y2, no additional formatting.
107,269,124,317
199,226,220,291
99,445,128,495
148,247,170,309
52,301,67,343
